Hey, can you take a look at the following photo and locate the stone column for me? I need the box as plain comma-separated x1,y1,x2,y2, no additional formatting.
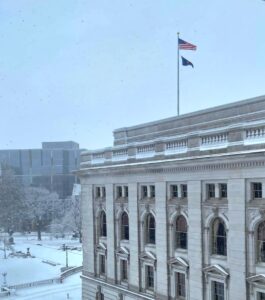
188,180,203,300
81,181,95,275
106,184,116,283
215,183,220,198
228,179,246,298
155,181,168,299
128,183,140,292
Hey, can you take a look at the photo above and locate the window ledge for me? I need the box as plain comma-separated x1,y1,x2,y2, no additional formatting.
120,280,128,287
256,262,265,267
116,197,128,202
145,243,156,249
211,254,227,260
120,239,129,244
175,248,188,254
99,237,107,242
145,289,154,295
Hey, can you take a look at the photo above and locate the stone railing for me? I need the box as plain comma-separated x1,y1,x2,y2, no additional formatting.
8,278,61,290
81,126,265,166
6,266,82,291
91,153,105,165
60,266,83,281
200,133,228,150
136,145,155,159
245,127,265,144
165,140,187,155
112,149,128,161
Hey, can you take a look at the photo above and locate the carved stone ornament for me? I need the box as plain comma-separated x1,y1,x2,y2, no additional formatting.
259,208,265,218
212,206,219,216
120,203,124,211
145,203,150,212
175,205,181,215
248,209,260,224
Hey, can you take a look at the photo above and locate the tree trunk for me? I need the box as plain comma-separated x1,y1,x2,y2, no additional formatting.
79,230,82,243
37,228,42,241
36,218,42,241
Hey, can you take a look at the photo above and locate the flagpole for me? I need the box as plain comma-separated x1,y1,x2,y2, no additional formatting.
177,32,180,116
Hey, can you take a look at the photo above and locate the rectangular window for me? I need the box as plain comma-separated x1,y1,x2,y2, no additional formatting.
146,266,154,290
207,184,215,198
220,183,227,198
96,187,101,198
99,255,105,275
252,182,262,199
101,187,106,198
142,186,148,198
258,292,265,300
176,272,186,298
212,281,224,300
150,185,155,198
117,186,122,198
171,185,178,198
181,184,188,198
124,186,129,198
121,260,128,281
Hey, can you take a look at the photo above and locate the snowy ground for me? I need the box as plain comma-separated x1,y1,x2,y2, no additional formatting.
0,234,82,299
8,274,81,300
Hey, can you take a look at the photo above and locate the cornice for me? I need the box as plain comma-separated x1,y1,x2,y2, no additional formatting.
77,148,265,178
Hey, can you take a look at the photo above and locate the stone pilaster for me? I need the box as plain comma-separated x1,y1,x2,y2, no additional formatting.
81,182,95,274
128,183,140,292
228,179,246,298
188,180,203,300
106,184,116,282
155,181,168,299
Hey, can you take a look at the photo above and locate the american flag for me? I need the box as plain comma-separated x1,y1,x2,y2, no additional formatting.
178,38,197,51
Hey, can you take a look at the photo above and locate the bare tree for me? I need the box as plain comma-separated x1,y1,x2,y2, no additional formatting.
0,166,26,234
60,194,82,242
24,187,61,240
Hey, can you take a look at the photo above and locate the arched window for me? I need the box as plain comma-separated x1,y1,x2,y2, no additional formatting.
121,212,129,240
100,211,107,237
146,213,156,244
212,218,227,256
257,221,265,262
175,215,187,249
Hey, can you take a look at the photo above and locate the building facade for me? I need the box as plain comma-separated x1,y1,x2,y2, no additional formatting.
0,141,82,198
79,96,265,300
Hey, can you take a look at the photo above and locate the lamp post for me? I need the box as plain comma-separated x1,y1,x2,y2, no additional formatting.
1,232,7,259
3,242,6,259
2,272,7,287
62,244,69,268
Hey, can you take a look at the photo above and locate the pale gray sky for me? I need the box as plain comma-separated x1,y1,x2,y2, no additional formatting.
0,0,264,150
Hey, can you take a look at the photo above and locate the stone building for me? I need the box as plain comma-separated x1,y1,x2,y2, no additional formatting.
0,141,82,198
79,95,265,300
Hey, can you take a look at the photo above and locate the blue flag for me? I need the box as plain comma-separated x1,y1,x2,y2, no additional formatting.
181,56,194,68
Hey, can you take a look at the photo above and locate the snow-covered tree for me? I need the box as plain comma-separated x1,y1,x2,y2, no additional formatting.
24,187,62,240
60,193,82,242
0,166,26,233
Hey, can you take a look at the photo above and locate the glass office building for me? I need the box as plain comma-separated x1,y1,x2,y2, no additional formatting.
0,141,82,198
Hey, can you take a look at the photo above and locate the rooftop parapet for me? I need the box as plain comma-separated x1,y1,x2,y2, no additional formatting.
81,95,265,168
113,95,265,146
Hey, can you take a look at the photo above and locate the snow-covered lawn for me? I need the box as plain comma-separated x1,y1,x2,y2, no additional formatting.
0,234,82,299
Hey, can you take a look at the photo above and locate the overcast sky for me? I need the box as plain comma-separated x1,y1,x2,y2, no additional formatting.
0,0,264,150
